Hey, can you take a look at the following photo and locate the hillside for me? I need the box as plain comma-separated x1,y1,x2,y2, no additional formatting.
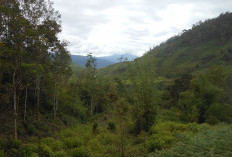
100,53,138,62
71,53,138,69
71,55,115,69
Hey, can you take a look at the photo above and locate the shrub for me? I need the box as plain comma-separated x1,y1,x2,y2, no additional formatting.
92,122,98,133
25,121,37,135
18,143,38,157
39,144,53,157
146,122,198,152
54,150,68,157
0,149,7,157
31,153,39,157
151,124,232,156
97,134,113,145
0,139,5,150
206,103,232,124
146,133,174,152
107,121,116,131
6,137,21,149
70,148,89,157
64,137,82,149
41,138,63,151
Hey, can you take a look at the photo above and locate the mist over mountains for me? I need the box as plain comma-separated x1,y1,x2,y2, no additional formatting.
71,53,138,68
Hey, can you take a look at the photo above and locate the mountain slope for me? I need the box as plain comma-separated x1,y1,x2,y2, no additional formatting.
100,53,138,62
71,55,115,69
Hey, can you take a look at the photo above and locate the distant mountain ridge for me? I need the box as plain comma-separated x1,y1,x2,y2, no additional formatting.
71,53,138,68
100,53,138,63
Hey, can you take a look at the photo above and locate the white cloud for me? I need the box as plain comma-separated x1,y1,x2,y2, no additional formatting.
53,0,232,57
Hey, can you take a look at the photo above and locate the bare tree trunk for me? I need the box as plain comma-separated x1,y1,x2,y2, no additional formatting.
53,85,56,119
56,96,58,118
53,80,58,119
13,70,17,140
36,77,40,111
24,87,28,122
90,95,93,118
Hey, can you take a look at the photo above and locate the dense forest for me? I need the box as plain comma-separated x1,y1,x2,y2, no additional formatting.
0,0,232,157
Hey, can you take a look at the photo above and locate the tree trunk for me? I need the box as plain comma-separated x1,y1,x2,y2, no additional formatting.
36,77,40,111
53,80,58,119
13,70,17,140
24,87,28,122
90,96,93,118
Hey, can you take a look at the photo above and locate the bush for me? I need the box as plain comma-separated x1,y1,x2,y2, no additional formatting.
206,103,232,124
92,122,98,133
146,133,174,152
25,121,37,135
41,138,63,151
18,143,38,157
97,134,113,145
64,137,82,149
70,148,89,157
0,139,5,150
0,149,7,157
151,124,232,156
31,153,39,157
146,122,198,152
107,121,116,131
6,137,21,149
39,144,53,157
54,150,68,157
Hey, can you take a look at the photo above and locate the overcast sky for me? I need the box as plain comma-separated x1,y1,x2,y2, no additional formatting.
52,0,232,57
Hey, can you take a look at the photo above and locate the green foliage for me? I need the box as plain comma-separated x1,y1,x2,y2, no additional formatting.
40,138,63,151
54,151,68,157
130,66,157,134
151,124,232,156
92,122,98,133
70,148,90,157
206,103,232,124
0,150,7,157
6,137,21,150
64,137,83,149
25,121,37,135
18,143,38,157
146,122,198,152
38,144,53,157
107,121,116,131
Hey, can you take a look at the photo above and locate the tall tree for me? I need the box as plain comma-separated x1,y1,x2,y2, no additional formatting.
85,53,97,117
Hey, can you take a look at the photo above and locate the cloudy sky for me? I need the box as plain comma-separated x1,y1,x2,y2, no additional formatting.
52,0,232,57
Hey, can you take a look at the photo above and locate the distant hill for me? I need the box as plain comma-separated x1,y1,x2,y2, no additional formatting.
71,55,115,69
71,53,138,68
100,53,138,63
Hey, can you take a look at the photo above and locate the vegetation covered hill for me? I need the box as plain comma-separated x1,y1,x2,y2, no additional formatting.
71,53,138,69
71,55,115,69
0,0,232,156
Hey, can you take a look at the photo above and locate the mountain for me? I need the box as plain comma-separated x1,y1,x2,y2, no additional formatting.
71,53,138,69
71,55,115,69
100,53,138,63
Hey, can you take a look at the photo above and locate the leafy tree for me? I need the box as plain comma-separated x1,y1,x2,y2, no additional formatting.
85,53,97,117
